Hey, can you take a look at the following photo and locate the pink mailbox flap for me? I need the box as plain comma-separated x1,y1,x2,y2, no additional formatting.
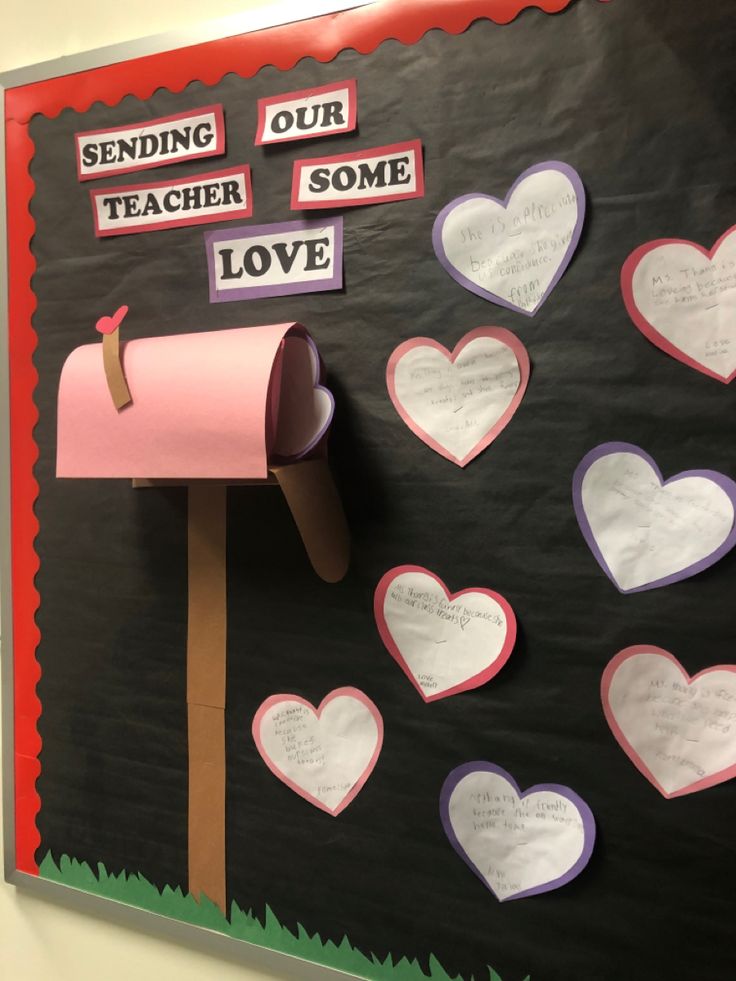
57,322,332,480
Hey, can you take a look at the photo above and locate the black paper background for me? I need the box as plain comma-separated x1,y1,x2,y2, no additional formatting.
29,2,736,979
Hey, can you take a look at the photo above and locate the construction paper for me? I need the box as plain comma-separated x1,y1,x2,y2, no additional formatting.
187,484,227,911
89,165,252,237
432,162,585,315
252,688,383,815
621,225,736,383
57,323,331,479
601,646,736,799
440,763,595,902
573,442,736,593
205,218,343,302
99,323,132,411
75,105,225,181
373,565,516,701
291,140,424,209
272,459,351,584
255,79,357,145
272,335,334,460
386,327,529,467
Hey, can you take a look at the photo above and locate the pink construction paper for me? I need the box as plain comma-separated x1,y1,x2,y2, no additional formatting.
601,645,736,798
386,327,530,467
252,687,384,816
374,565,516,702
621,225,736,384
57,322,321,479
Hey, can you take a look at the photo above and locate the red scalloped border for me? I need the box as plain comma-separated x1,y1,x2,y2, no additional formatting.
5,0,579,877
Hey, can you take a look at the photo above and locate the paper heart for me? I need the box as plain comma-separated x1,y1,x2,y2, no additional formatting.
432,161,585,316
272,333,334,460
573,442,736,593
374,565,516,701
621,225,736,383
252,687,383,815
386,327,529,467
601,646,736,798
440,762,595,902
95,305,129,335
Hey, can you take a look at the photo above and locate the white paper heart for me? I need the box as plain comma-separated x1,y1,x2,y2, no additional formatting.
432,161,585,315
440,763,595,902
252,687,383,815
573,442,736,593
374,566,516,701
386,327,529,467
602,646,736,798
272,334,334,460
622,226,736,383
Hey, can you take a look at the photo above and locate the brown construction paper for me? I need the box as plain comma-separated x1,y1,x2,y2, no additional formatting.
187,484,227,911
187,483,227,710
272,459,350,583
102,331,132,410
187,702,226,912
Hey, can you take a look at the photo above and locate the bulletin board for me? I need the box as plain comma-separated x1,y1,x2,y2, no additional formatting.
3,2,736,980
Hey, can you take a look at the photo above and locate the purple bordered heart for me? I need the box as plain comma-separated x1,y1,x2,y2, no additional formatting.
432,161,586,317
573,442,736,593
440,762,596,902
270,329,335,462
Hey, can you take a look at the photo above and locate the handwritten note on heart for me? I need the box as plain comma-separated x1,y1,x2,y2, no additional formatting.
252,687,383,815
573,442,736,593
440,762,595,902
621,225,736,383
386,327,529,467
601,646,736,798
374,565,516,701
432,161,585,316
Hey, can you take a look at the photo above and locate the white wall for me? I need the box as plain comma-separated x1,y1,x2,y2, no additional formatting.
0,2,365,978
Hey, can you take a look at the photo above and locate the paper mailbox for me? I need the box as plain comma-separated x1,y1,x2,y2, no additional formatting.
57,318,349,913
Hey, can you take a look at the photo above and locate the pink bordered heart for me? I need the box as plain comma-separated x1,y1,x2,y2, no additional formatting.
601,645,736,799
621,225,736,384
374,565,516,701
95,305,129,335
252,687,383,815
386,327,530,467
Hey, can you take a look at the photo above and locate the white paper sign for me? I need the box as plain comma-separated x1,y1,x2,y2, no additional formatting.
374,566,515,701
440,764,595,901
90,165,251,237
291,140,424,209
386,328,529,467
252,688,383,815
623,228,736,383
256,80,357,145
76,105,225,180
205,217,343,302
574,443,736,592
433,161,585,315
602,647,736,797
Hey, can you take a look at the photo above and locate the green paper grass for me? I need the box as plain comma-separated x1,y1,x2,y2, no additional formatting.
39,852,529,981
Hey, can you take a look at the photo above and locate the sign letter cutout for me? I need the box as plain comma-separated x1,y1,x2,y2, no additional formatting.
252,688,383,815
621,225,736,383
440,762,596,902
386,327,529,467
573,442,736,592
374,565,516,701
602,646,736,798
432,161,585,315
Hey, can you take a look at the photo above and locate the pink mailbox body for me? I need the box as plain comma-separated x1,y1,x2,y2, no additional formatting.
57,322,333,480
